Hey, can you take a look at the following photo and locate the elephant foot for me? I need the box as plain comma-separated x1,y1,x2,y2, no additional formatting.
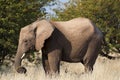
17,67,27,74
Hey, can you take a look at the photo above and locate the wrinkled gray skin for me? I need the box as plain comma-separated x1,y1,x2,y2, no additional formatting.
15,17,103,74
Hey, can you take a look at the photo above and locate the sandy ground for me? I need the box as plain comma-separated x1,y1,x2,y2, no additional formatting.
0,56,120,80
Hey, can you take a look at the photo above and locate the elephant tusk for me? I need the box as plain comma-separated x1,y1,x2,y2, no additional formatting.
39,50,42,54
21,53,25,59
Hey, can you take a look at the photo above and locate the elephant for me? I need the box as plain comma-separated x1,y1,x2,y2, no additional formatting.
14,17,103,74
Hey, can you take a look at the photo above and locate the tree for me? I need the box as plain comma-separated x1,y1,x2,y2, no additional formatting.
0,0,53,64
53,0,120,56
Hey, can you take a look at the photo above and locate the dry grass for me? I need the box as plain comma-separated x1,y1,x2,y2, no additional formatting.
0,56,120,80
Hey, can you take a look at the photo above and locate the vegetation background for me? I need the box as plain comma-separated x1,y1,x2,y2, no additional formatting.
0,0,120,79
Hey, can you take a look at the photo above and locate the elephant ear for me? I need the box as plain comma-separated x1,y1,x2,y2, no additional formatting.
35,20,54,50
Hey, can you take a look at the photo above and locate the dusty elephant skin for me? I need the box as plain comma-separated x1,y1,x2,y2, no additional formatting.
14,17,103,74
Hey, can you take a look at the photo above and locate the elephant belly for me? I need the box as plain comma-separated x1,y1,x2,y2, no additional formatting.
61,53,84,62
61,42,88,63
62,57,82,62
62,47,87,63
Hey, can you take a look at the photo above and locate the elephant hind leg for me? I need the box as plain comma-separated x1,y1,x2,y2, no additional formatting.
83,37,102,73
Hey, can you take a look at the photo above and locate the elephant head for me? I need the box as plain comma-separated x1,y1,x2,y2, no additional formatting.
15,20,54,73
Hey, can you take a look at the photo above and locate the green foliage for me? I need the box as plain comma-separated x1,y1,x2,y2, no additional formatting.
0,0,53,63
53,0,120,54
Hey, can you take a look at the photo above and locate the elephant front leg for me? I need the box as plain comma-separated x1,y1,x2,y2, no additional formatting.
48,50,61,75
42,54,50,74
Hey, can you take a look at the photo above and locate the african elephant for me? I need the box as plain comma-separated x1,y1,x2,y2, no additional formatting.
15,17,103,74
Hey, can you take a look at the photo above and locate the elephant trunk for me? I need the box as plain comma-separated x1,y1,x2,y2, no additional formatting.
15,51,22,70
15,48,27,73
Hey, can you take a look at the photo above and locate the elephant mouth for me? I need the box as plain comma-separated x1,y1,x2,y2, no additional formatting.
30,46,35,50
26,46,35,53
23,46,35,54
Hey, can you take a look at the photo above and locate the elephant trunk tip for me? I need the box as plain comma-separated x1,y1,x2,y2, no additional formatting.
16,66,27,74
